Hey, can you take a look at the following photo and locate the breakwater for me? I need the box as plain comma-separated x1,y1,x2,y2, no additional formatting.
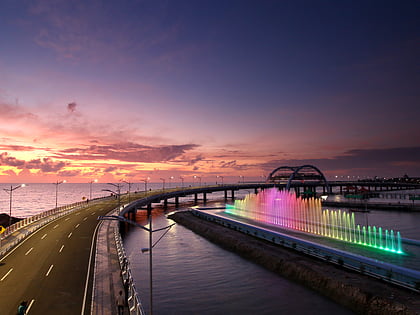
168,211,419,314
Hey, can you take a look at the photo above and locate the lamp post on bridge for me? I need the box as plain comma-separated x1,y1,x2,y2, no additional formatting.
98,212,175,315
179,176,184,188
123,180,133,203
217,175,224,186
89,179,98,200
53,180,66,210
102,183,124,211
3,184,26,227
141,177,150,194
194,175,201,187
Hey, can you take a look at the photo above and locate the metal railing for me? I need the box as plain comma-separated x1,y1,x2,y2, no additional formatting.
0,195,113,257
114,228,146,315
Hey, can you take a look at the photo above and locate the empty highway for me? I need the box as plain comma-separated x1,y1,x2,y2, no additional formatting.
0,199,118,314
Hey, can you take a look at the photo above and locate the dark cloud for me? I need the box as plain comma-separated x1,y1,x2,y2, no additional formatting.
67,102,77,113
58,169,81,177
58,142,199,163
0,152,26,167
0,152,67,172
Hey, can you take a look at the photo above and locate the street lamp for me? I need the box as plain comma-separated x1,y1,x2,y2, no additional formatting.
3,184,26,227
160,178,165,190
141,177,150,193
239,175,244,184
102,183,124,211
217,175,224,185
194,175,201,186
98,213,175,315
53,180,66,209
169,176,174,188
89,179,98,200
123,180,133,203
179,176,184,188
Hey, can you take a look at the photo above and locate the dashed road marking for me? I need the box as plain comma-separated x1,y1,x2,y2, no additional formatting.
83,217,88,221
75,223,80,228
41,234,47,240
1,268,13,281
59,245,64,253
25,247,34,256
26,299,35,313
68,232,72,238
45,265,54,277
65,218,70,221
53,224,59,229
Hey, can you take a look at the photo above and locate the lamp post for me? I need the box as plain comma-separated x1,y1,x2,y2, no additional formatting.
160,178,165,190
123,180,133,203
141,177,150,194
102,183,123,211
3,184,26,227
98,213,175,315
194,175,201,186
239,175,244,184
179,176,184,188
89,179,98,200
53,180,66,209
169,176,174,188
217,175,224,185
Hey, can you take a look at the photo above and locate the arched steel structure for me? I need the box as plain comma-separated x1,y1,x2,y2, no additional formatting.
267,164,330,192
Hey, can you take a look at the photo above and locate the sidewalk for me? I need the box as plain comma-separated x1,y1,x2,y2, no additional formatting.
91,216,129,315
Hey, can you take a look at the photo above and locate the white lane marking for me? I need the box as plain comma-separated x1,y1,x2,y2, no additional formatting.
41,234,47,240
68,232,72,238
65,218,70,221
59,245,65,253
53,224,59,229
26,299,35,313
75,223,80,228
90,212,96,215
1,268,13,281
25,247,34,256
45,264,54,277
75,213,80,216
83,217,88,221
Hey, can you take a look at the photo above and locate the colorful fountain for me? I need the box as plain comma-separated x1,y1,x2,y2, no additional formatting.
225,188,403,254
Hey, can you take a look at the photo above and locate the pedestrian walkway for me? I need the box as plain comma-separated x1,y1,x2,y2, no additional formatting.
91,214,130,315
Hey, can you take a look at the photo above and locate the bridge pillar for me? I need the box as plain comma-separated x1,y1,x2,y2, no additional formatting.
203,193,207,203
175,196,179,207
224,190,228,200
164,199,168,208
231,190,235,200
255,188,258,194
194,193,198,203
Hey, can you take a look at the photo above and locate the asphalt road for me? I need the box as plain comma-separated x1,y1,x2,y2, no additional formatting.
0,199,118,315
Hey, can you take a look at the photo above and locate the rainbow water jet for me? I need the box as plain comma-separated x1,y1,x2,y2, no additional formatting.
225,188,403,254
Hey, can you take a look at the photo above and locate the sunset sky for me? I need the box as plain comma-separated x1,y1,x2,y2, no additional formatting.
0,0,419,183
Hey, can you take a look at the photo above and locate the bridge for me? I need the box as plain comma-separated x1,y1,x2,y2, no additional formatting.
0,165,419,313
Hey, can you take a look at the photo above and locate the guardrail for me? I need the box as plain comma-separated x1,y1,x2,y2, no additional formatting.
191,209,420,292
114,227,146,315
0,195,113,257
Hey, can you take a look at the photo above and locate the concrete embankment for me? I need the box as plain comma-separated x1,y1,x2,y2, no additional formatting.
168,211,419,315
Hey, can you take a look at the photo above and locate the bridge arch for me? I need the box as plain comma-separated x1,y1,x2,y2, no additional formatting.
267,164,330,192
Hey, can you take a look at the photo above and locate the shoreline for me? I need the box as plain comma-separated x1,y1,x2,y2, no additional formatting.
168,211,419,315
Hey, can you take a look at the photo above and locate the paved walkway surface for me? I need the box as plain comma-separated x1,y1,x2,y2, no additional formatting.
92,215,130,315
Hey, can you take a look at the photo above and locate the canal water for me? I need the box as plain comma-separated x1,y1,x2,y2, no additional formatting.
123,190,420,315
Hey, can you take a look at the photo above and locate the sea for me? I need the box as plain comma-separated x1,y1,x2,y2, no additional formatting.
2,183,420,314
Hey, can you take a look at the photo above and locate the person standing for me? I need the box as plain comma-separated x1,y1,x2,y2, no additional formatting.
116,290,125,315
